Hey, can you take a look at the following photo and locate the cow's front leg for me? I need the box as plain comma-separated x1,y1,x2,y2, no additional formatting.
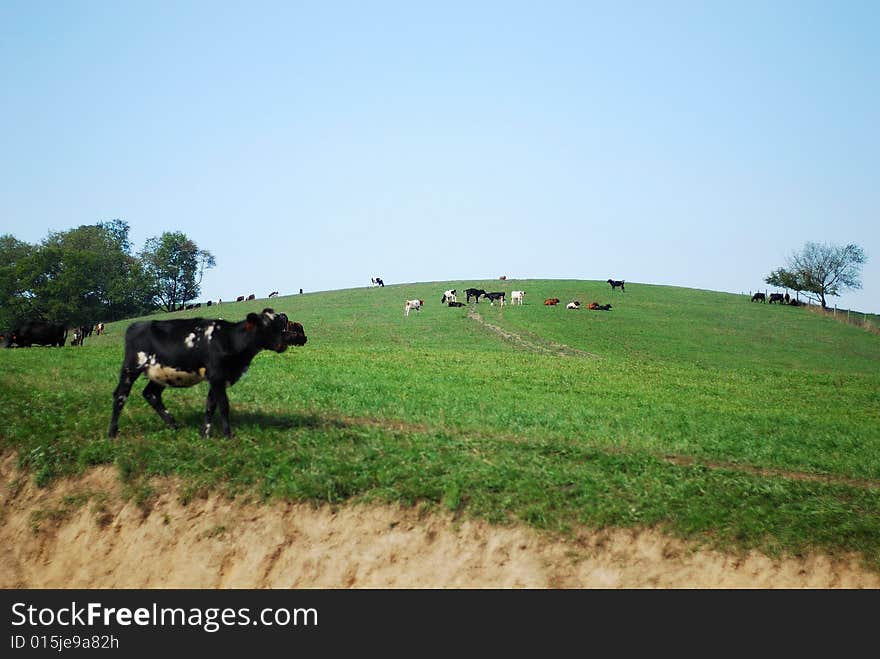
203,387,218,437
208,381,233,437
109,366,138,438
142,380,180,429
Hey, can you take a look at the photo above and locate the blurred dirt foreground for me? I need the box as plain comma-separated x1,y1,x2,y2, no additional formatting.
2,453,877,589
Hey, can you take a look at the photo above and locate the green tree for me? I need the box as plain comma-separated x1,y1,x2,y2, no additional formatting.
0,220,157,330
0,235,38,330
139,231,216,312
766,242,867,308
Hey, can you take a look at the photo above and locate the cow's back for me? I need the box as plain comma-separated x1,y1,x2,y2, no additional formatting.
124,318,233,369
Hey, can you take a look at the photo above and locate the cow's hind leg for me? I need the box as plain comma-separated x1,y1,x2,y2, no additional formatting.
142,380,180,430
109,366,139,438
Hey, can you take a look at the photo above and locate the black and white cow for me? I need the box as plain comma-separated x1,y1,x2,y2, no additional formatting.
484,291,506,306
441,289,457,304
108,308,306,439
71,325,89,346
404,299,423,316
768,293,785,304
4,321,67,348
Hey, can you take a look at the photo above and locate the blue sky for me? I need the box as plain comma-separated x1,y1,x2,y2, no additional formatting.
2,1,878,312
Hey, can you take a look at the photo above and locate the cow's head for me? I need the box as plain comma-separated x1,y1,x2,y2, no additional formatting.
283,320,308,347
245,308,296,352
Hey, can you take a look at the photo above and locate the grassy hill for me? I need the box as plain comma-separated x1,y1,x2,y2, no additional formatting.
2,278,879,568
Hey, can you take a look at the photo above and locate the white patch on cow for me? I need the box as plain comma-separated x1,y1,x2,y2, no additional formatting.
204,324,215,341
263,311,276,320
185,332,197,348
145,363,206,387
136,351,149,367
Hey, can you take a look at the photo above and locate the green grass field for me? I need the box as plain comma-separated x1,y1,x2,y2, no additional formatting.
2,279,879,568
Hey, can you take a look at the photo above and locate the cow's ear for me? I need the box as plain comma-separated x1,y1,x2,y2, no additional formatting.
245,313,261,332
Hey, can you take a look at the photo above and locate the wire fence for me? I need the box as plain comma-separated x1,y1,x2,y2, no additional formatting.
745,290,879,335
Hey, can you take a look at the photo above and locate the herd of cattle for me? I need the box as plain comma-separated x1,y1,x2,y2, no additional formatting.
751,292,802,306
407,279,626,316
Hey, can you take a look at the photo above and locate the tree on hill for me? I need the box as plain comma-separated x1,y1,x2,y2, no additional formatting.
0,220,157,329
765,242,866,309
140,231,216,312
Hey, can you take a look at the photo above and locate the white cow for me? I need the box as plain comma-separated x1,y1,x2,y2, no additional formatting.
511,290,525,305
404,299,423,316
566,300,581,310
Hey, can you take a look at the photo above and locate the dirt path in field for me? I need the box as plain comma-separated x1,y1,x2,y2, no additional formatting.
2,453,878,589
467,309,600,358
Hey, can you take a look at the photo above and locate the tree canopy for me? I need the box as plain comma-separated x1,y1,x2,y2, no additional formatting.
139,231,216,313
765,242,867,308
0,221,215,330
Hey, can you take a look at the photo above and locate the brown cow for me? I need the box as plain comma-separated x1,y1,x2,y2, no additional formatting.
544,298,560,306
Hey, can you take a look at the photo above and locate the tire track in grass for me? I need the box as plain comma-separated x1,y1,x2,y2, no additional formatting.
279,411,880,491
467,309,600,359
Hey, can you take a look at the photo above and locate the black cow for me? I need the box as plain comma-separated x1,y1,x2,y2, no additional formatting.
4,321,67,348
236,295,245,302
768,293,785,304
108,308,306,439
485,291,506,306
447,301,465,307
465,288,487,303
607,279,625,292
268,291,279,298
751,293,766,303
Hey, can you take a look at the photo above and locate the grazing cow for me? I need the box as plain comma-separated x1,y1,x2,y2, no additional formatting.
499,275,507,281
484,291,505,306
372,277,385,287
448,301,465,307
590,303,612,311
206,300,213,307
511,290,525,305
404,299,424,316
268,291,279,298
94,322,105,335
566,301,581,310
544,298,560,306
441,289,457,304
607,279,625,292
71,325,89,346
768,293,785,304
246,293,256,301
236,295,245,302
788,299,801,306
108,308,304,439
751,293,766,303
4,321,68,348
465,288,487,304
